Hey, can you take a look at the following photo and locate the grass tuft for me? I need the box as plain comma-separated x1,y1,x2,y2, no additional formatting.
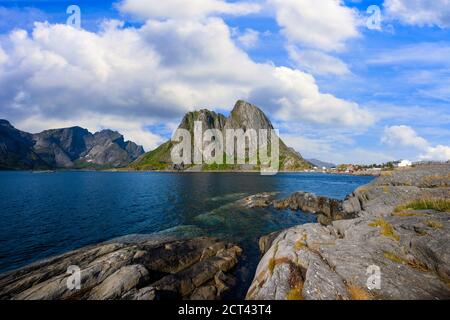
294,234,308,251
268,258,276,275
394,198,450,213
383,251,429,272
346,283,373,300
286,283,304,300
384,251,406,264
392,212,426,217
368,218,400,241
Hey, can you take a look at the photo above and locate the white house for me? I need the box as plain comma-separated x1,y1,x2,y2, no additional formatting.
398,160,412,167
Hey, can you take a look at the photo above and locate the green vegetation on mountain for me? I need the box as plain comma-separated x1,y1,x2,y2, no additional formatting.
131,141,174,171
131,100,311,172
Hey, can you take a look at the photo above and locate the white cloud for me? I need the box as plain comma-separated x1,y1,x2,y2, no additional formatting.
287,46,350,76
116,0,261,20
269,0,359,51
420,145,450,161
384,0,450,28
236,28,259,49
265,67,373,125
382,125,429,149
0,14,373,150
382,125,450,161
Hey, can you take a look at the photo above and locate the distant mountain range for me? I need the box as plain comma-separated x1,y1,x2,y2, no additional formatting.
0,120,144,170
306,158,336,169
132,100,312,171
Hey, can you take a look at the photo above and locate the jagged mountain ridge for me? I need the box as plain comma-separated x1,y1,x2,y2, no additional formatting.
132,100,311,171
0,120,144,170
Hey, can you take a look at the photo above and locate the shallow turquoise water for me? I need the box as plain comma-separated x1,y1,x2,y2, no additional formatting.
0,171,373,296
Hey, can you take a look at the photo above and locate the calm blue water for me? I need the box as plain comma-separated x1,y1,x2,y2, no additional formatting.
0,171,373,293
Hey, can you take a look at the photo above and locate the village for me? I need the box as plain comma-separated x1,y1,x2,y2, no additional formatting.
305,160,448,176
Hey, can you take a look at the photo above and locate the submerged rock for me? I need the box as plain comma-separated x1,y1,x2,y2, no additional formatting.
0,237,242,300
237,192,279,208
273,192,348,224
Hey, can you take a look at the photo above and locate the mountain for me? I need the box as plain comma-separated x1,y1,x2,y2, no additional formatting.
0,120,144,170
132,100,311,171
306,158,336,169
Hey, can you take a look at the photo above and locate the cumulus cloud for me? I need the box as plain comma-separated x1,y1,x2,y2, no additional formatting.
382,125,429,149
115,0,261,20
0,4,373,150
382,125,450,161
254,67,373,125
269,0,359,51
287,46,350,76
420,145,450,161
384,0,450,28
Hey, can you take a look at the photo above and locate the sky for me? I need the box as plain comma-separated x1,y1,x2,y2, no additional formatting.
0,0,449,164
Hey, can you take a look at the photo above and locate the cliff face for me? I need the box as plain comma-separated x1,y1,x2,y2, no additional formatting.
0,121,144,170
0,120,49,170
133,100,311,171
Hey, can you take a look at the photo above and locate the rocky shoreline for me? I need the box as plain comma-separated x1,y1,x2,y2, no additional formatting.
247,164,450,300
0,236,242,300
1,164,448,300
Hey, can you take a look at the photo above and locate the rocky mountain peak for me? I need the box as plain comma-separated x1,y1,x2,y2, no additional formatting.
0,119,13,127
94,129,123,144
0,121,144,170
132,100,311,171
179,109,226,132
227,100,273,131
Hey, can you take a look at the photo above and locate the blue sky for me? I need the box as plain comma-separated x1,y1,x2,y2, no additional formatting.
0,0,449,164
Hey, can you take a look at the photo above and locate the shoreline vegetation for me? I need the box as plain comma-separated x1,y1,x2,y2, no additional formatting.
0,162,449,300
1,166,383,176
